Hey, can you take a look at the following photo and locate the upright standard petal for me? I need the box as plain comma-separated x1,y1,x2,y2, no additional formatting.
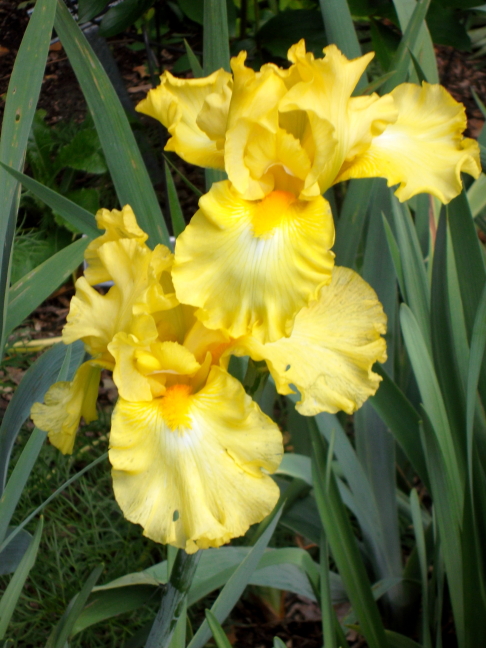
234,267,387,416
172,181,335,342
31,362,101,454
109,366,282,553
84,205,149,285
337,82,481,203
224,52,289,199
136,69,232,169
280,42,398,196
63,239,174,360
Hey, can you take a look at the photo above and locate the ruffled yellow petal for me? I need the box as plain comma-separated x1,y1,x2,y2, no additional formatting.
31,362,101,454
172,180,335,342
234,267,387,416
225,52,289,199
337,82,481,203
109,334,203,402
109,366,282,552
183,320,232,366
107,333,158,401
280,42,397,195
136,69,232,169
84,205,149,285
63,240,174,359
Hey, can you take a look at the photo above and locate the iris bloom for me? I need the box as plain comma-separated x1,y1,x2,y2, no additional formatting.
32,208,282,553
138,41,480,343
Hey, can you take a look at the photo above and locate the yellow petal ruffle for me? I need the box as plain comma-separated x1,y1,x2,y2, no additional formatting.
280,42,398,196
234,267,387,415
109,366,282,552
63,239,175,360
223,42,397,200
108,334,203,402
336,82,481,203
84,205,149,285
172,180,335,342
224,52,289,199
136,69,232,169
31,362,101,454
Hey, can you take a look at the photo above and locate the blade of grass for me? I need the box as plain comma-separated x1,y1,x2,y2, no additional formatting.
46,564,104,648
319,532,337,648
168,600,187,648
0,341,84,496
392,0,439,84
0,429,45,547
318,0,367,90
333,179,374,268
184,39,204,78
204,610,232,648
163,154,203,198
466,283,486,490
0,344,76,544
54,0,170,248
313,411,385,559
419,416,464,648
309,418,388,648
400,304,464,520
448,190,486,404
447,191,486,340
410,489,432,648
187,505,283,648
355,184,405,621
370,364,429,487
391,198,430,350
164,162,186,238
5,237,89,339
382,0,432,94
466,174,486,218
203,0,230,74
0,163,98,238
430,213,467,450
203,0,229,191
0,518,43,640
382,215,405,297
0,0,57,354
385,631,423,648
0,452,108,557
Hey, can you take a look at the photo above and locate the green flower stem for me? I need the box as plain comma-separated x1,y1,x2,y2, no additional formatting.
242,359,269,402
146,549,201,648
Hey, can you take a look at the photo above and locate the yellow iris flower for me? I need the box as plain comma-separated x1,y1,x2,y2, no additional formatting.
138,41,480,343
31,208,283,553
30,203,389,551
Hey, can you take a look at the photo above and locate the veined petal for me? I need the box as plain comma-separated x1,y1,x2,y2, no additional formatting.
85,205,149,285
136,69,232,169
234,267,387,415
172,181,335,342
31,361,101,454
109,366,282,552
337,82,481,203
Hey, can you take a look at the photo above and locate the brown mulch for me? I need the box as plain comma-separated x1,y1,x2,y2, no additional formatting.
436,44,486,138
